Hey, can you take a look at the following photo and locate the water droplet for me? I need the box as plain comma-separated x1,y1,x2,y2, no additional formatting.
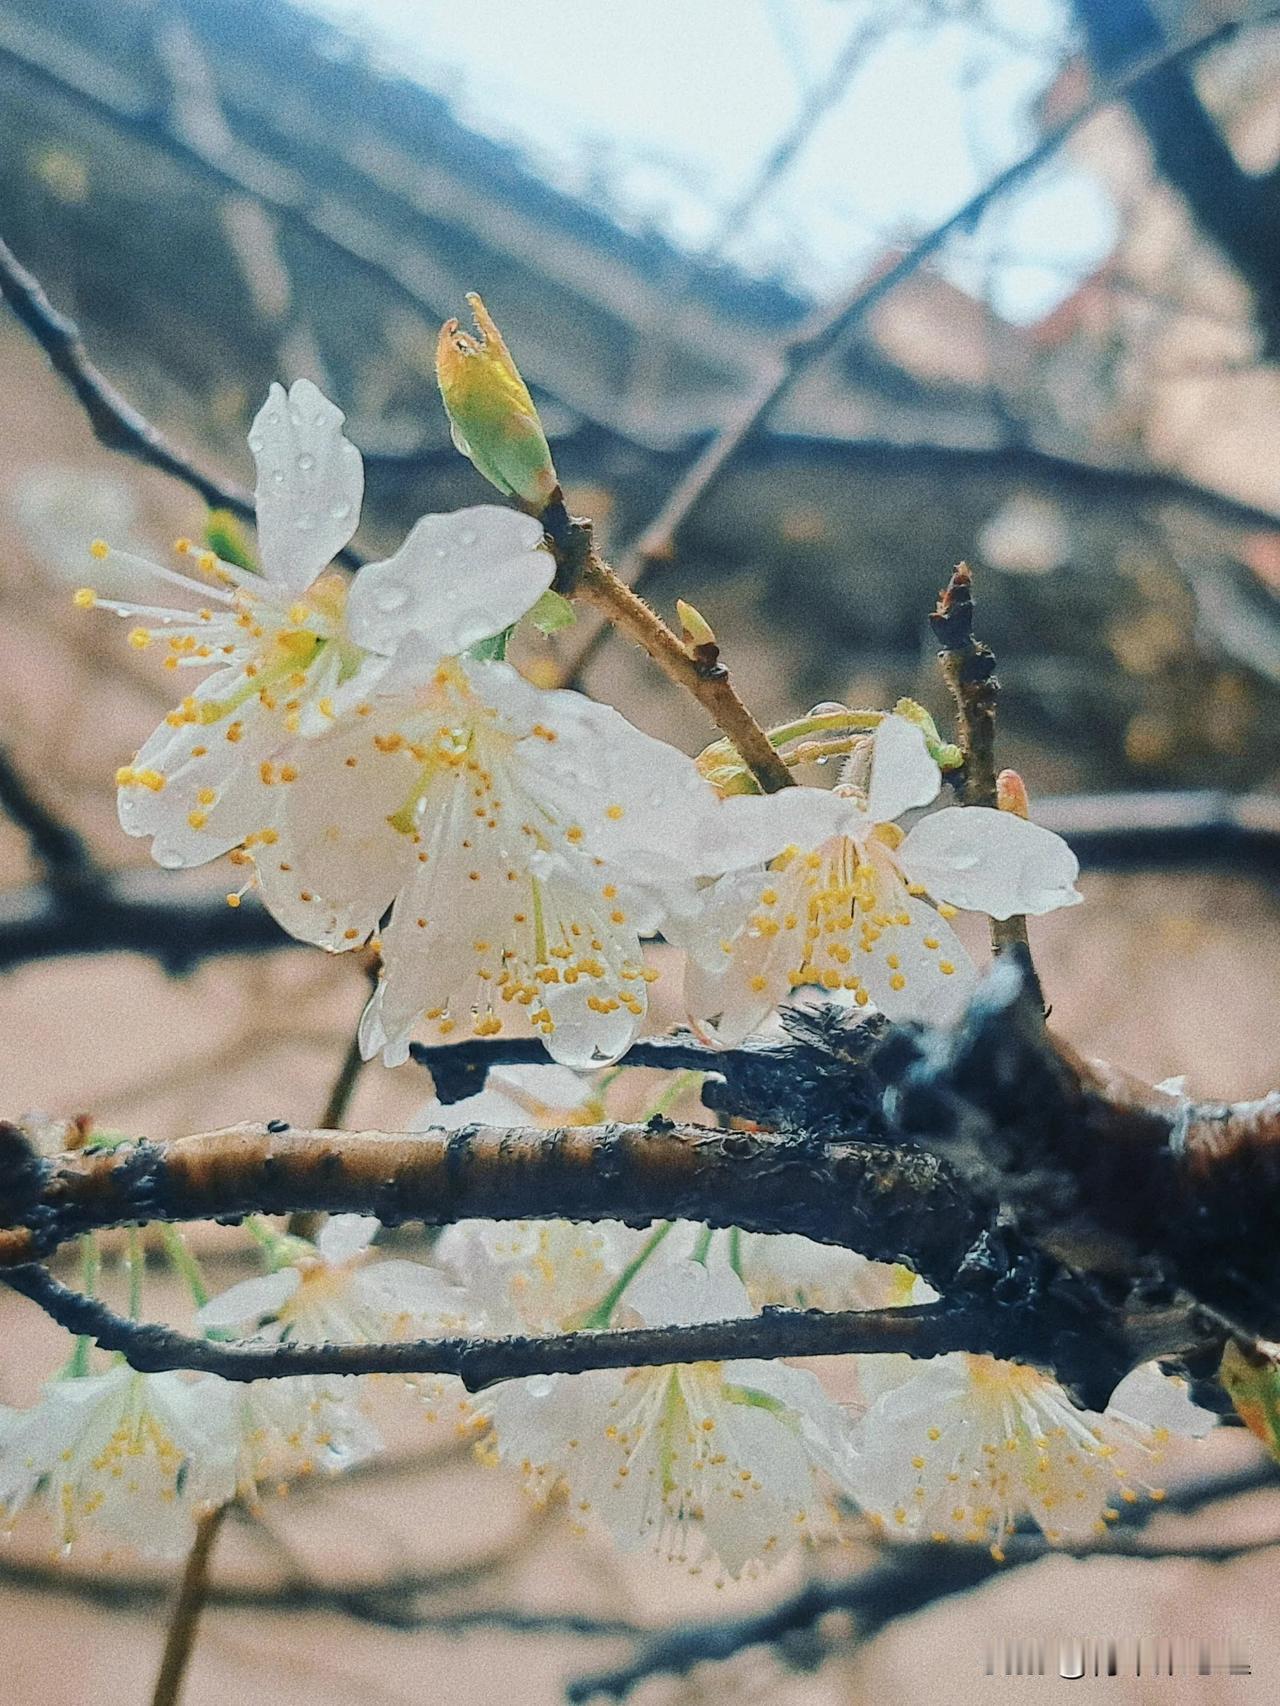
808,701,847,717
271,468,286,485
459,529,478,547
248,435,264,454
373,583,410,613
296,452,315,473
330,502,352,521
434,547,449,560
295,513,316,531
156,848,184,869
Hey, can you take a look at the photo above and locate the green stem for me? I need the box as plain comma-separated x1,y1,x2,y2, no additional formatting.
159,1224,210,1310
126,1227,144,1320
690,1226,714,1266
582,1221,674,1330
727,1225,744,1278
66,1235,100,1378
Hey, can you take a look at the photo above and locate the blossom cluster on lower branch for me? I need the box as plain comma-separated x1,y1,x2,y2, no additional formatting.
0,1066,1214,1579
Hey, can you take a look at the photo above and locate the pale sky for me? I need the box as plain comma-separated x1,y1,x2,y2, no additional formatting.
299,0,1116,323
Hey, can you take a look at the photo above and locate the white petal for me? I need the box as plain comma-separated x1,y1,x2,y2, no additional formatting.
196,1268,300,1330
865,715,942,824
466,660,722,886
853,840,977,1025
250,379,364,592
679,866,804,1047
251,714,416,949
1107,1363,1217,1438
691,790,856,878
346,507,550,656
317,1214,379,1266
899,807,1081,919
626,1259,753,1327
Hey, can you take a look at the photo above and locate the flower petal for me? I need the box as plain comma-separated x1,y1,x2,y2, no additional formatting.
899,807,1081,919
346,507,550,657
853,840,977,1025
249,379,364,593
317,1214,379,1266
196,1268,300,1330
865,714,941,824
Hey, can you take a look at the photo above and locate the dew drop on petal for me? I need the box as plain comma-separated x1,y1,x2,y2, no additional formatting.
296,452,315,473
459,529,478,547
294,513,316,531
808,701,847,717
330,502,352,521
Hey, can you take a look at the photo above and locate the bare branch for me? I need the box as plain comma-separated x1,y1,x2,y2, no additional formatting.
0,1117,988,1284
555,4,1280,683
4,1263,1106,1391
0,742,101,898
0,233,363,569
930,563,1039,993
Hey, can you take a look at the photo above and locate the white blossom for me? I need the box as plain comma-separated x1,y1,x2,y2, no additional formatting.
83,378,550,873
196,1214,473,1472
846,1353,1215,1559
0,1364,233,1557
476,1260,857,1578
251,652,714,1067
681,713,1080,1044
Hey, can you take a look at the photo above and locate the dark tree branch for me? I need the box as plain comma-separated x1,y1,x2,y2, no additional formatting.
888,957,1280,1340
0,234,364,569
1073,0,1280,351
3,1262,1140,1394
0,743,101,898
555,4,1280,683
0,1115,989,1285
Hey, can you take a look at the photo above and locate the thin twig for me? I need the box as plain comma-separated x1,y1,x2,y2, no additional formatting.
150,1503,228,1706
546,505,793,792
0,234,363,569
553,5,1280,684
1,1264,1145,1392
929,562,1039,997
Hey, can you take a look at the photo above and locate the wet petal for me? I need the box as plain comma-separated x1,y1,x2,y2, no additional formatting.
196,1269,300,1330
899,806,1081,919
347,507,550,657
865,714,941,824
250,379,364,593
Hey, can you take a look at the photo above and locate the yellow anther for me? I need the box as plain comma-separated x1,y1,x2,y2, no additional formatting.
73,587,97,608
89,539,109,559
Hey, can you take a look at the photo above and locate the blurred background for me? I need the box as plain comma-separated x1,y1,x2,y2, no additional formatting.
1,0,1279,1701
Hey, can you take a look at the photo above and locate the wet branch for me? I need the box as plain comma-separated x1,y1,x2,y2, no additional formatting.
4,1263,1119,1392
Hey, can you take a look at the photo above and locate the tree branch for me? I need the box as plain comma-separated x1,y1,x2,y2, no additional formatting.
1073,0,1280,351
0,1116,988,1285
0,233,363,569
554,4,1280,683
930,562,1039,994
3,1262,1126,1392
0,742,101,898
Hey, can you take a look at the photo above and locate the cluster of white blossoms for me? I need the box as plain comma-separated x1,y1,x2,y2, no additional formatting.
77,379,1080,1068
18,373,1215,1579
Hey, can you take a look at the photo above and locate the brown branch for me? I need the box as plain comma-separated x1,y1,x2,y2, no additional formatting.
0,234,363,569
4,1263,1122,1391
0,742,101,898
545,507,792,792
553,6,1280,685
0,1117,987,1284
930,562,1040,998
150,1504,227,1706
889,957,1280,1341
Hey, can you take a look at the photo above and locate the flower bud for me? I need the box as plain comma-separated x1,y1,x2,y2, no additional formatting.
436,293,559,511
997,768,1030,819
676,599,717,651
